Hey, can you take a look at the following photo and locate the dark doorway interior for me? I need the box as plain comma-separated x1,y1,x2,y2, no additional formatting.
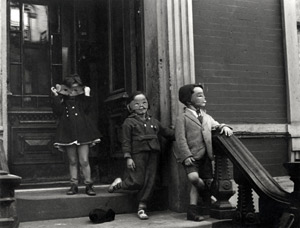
7,0,144,187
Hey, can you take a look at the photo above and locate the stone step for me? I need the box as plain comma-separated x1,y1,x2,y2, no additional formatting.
16,185,138,222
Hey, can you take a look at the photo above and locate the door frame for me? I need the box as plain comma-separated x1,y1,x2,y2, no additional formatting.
0,0,8,156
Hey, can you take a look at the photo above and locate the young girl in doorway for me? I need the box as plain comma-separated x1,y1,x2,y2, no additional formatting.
107,91,174,220
51,75,101,196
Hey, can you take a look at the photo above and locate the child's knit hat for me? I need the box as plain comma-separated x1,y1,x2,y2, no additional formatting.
178,84,203,106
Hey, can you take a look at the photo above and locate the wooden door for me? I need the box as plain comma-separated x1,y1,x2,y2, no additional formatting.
7,0,144,185
7,0,71,185
102,0,145,181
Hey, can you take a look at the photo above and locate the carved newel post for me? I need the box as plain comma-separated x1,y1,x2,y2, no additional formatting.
283,162,300,200
0,170,21,228
210,151,236,219
283,162,300,227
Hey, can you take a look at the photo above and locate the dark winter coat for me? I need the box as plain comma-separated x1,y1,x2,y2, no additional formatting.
121,113,174,159
51,94,101,149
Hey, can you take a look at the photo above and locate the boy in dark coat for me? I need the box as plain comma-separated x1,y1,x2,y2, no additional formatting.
107,91,174,220
174,84,233,221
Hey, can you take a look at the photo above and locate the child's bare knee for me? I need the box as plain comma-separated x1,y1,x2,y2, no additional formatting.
187,172,200,183
69,159,77,166
80,160,89,168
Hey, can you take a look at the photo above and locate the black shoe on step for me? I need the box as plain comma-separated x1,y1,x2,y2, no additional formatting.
187,205,205,221
66,184,78,195
86,184,96,196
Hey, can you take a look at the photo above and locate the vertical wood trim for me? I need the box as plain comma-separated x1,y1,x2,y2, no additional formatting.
187,0,195,83
282,0,300,160
157,0,171,125
167,0,195,124
0,0,8,155
108,0,113,93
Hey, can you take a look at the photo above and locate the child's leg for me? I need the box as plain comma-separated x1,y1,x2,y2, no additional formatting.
66,145,78,185
78,144,96,196
66,145,79,195
136,152,158,220
190,185,199,205
137,152,158,205
187,171,205,194
77,144,92,184
120,152,148,190
186,171,205,221
108,152,147,193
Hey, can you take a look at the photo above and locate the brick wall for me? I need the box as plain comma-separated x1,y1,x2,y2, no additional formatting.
192,0,287,124
192,0,288,176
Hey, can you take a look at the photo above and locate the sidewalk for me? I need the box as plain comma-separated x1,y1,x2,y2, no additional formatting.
19,210,231,228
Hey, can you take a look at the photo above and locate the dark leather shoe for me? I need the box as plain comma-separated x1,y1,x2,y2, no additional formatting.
86,184,96,196
66,184,78,195
187,205,205,221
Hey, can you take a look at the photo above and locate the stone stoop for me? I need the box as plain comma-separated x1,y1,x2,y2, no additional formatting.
16,176,293,225
16,185,138,222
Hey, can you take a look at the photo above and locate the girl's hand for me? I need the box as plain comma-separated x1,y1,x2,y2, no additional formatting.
220,126,233,137
184,157,195,166
51,87,58,96
84,86,91,96
126,158,136,171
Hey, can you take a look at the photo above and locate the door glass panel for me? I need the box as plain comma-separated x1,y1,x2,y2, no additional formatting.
52,66,62,85
52,35,62,63
111,0,125,91
23,4,49,43
23,96,37,108
10,96,22,108
10,2,20,31
49,4,60,34
9,1,62,109
38,97,51,108
10,64,22,95
10,32,21,62
23,45,50,95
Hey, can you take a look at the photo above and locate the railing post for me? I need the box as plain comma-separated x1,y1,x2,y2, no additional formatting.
283,162,300,227
0,170,21,228
210,152,236,219
233,167,260,226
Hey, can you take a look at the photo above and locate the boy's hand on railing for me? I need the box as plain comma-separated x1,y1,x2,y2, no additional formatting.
220,126,233,137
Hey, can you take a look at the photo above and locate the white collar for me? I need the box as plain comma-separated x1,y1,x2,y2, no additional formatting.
186,108,203,118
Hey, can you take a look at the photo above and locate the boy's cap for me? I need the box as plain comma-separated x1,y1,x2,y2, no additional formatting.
178,84,203,105
89,208,115,224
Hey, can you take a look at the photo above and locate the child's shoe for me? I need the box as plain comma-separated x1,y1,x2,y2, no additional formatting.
137,209,149,220
66,184,78,195
187,205,205,221
86,184,96,196
107,178,122,193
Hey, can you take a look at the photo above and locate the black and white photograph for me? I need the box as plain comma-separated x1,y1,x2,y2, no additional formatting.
0,0,299,227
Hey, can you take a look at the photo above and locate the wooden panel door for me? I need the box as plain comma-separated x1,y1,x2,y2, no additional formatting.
103,0,145,181
7,0,69,185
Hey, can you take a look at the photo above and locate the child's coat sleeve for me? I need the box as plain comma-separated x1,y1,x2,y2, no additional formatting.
121,119,132,159
174,116,192,163
51,96,64,116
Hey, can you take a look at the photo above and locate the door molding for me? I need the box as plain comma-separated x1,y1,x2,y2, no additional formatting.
0,0,8,155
